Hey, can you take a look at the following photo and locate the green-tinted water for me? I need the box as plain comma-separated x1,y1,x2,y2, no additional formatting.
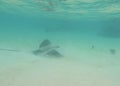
0,1,120,86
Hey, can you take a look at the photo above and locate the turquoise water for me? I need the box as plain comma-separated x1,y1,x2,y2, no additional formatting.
0,12,120,54
0,0,120,71
0,0,120,51
0,1,120,86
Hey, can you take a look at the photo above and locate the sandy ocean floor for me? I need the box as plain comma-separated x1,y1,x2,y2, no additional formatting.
1,1,120,85
0,25,120,86
0,46,120,86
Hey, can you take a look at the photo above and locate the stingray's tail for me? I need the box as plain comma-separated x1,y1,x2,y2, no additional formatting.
0,48,20,52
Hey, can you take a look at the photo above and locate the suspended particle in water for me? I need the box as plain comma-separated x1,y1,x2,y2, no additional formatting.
109,49,116,55
91,45,95,49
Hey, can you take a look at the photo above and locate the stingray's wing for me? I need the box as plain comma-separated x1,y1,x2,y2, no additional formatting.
46,49,62,57
33,49,45,55
39,39,51,48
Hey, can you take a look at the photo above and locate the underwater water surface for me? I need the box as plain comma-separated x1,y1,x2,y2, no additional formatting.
0,0,120,86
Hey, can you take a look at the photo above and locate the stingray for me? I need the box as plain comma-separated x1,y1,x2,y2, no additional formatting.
33,39,62,57
0,39,63,57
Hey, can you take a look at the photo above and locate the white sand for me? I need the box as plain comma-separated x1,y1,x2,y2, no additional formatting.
0,49,120,86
